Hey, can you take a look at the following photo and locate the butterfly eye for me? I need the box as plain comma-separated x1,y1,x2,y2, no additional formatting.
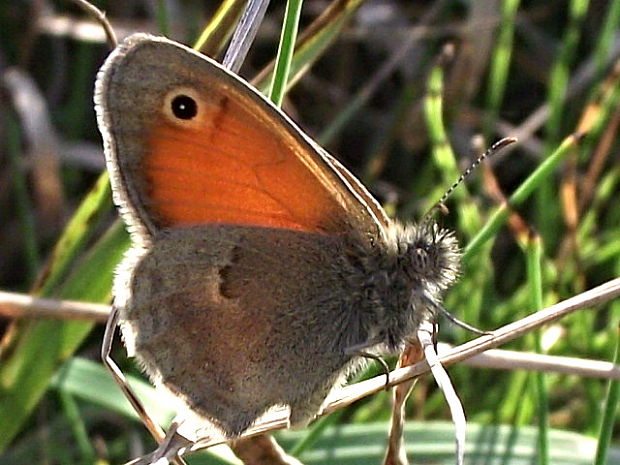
171,94,197,120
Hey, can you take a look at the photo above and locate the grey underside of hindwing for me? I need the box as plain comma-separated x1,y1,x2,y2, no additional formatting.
119,224,371,435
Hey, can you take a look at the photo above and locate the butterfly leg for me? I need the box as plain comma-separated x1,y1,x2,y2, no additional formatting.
345,339,391,389
355,351,391,389
426,297,489,335
128,420,194,465
102,305,189,465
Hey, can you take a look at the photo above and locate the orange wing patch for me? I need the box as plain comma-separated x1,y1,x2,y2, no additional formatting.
144,89,348,233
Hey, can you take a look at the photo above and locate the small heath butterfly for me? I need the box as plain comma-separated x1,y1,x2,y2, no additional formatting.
95,34,461,437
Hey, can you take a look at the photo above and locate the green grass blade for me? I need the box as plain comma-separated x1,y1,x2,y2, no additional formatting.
156,0,169,36
423,55,482,237
59,391,96,464
483,0,520,139
276,422,616,465
53,357,174,424
538,0,591,243
594,257,620,465
269,0,304,106
193,0,246,55
51,357,239,465
592,1,620,78
525,234,549,465
33,172,113,295
0,222,129,451
254,0,364,93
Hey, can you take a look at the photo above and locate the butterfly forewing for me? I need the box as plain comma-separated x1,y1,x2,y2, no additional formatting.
95,34,386,243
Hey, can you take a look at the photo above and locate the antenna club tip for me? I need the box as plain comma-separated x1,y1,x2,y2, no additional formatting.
493,137,518,150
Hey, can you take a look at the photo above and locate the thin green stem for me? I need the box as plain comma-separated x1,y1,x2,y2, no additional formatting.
526,235,549,465
269,0,304,106
156,0,169,36
483,0,520,139
594,258,620,465
59,391,96,465
538,0,590,243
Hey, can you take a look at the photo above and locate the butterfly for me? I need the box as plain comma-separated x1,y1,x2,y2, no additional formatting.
96,32,465,449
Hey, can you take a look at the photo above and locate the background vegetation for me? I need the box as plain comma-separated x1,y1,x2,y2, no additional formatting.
0,0,619,464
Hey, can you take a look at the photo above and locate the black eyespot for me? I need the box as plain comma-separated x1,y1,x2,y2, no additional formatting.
170,94,197,120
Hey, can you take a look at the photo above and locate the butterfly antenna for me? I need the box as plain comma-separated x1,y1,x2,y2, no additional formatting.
422,137,517,224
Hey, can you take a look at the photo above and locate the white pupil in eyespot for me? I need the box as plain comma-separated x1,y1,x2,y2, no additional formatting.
171,94,197,120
